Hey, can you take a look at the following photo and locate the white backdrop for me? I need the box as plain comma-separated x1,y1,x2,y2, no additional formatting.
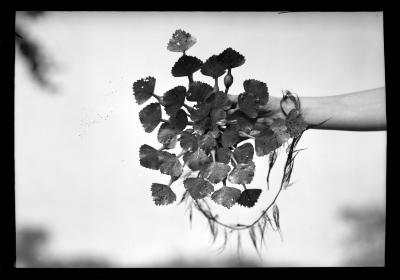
15,12,386,266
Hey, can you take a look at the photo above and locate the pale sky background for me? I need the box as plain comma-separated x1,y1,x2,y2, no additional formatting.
15,12,386,267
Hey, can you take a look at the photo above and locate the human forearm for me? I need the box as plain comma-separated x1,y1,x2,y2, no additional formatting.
227,87,386,131
300,87,386,131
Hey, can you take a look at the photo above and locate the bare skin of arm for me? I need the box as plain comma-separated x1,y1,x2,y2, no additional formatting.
228,87,386,131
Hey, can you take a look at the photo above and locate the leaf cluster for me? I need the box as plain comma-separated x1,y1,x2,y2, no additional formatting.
133,29,307,209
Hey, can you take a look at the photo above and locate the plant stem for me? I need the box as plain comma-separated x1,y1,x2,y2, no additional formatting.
152,93,162,103
238,131,255,139
183,103,194,111
211,150,216,162
214,78,219,92
230,154,237,167
227,107,239,115
188,74,194,85
157,146,165,151
177,149,186,158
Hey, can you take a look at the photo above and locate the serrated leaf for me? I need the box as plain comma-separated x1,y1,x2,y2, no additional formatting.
216,147,232,164
163,86,186,116
228,161,256,185
200,55,226,78
208,128,220,139
182,148,212,171
211,186,241,209
221,124,240,148
217,47,245,69
199,162,231,184
210,108,226,125
183,177,214,200
157,151,183,177
255,128,281,156
168,109,188,131
167,29,197,53
205,91,232,110
187,81,214,102
253,122,269,133
236,189,262,208
198,132,217,153
157,123,179,149
179,131,198,151
139,102,162,133
285,109,308,137
192,116,212,135
171,55,203,77
187,103,211,122
233,143,254,164
243,79,269,105
238,92,258,118
139,144,160,170
226,111,256,133
132,76,156,105
151,183,176,206
270,118,291,144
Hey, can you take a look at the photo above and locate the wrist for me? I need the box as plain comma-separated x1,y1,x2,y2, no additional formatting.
280,90,300,116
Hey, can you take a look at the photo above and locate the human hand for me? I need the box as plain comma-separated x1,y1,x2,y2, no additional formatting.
227,93,294,126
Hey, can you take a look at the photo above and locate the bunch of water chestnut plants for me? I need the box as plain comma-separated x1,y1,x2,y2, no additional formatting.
132,29,308,256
